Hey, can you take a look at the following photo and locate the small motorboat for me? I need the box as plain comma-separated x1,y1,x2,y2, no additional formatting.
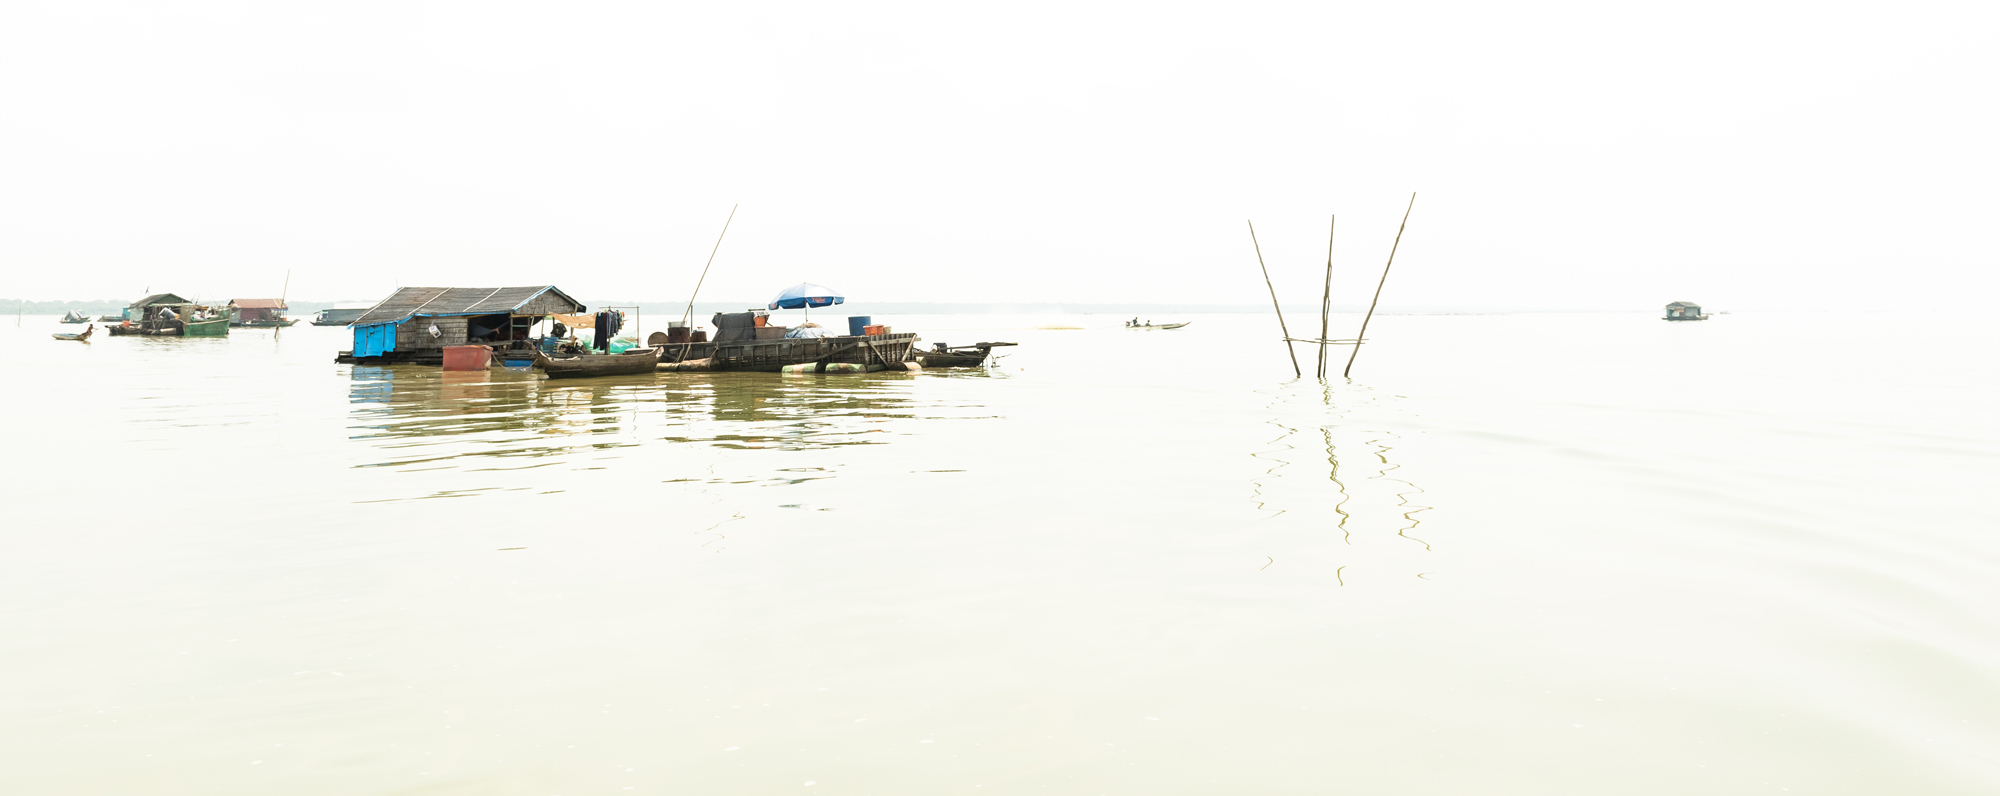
60,310,90,324
1125,321,1191,330
913,341,1017,368
533,348,659,380
53,324,95,342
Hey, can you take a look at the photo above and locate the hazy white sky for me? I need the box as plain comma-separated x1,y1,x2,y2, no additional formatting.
3,1,1994,309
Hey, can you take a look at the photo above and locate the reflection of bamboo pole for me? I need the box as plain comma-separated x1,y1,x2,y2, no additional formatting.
1248,220,1300,378
1317,215,1335,378
1343,193,1416,379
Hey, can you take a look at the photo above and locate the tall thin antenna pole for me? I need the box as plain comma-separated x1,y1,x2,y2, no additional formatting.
1317,214,1335,379
280,270,291,303
677,204,739,362
1249,220,1301,378
1343,193,1416,379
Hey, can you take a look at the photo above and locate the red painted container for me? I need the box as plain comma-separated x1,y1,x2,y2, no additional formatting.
442,344,491,371
863,324,886,336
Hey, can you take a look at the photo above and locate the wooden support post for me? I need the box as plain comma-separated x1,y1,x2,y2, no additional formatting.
1343,193,1416,379
1248,220,1301,378
1318,214,1335,379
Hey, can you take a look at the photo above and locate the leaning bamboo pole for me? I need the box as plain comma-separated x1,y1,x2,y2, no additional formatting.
1248,220,1301,378
1342,193,1416,379
1317,215,1335,378
676,204,739,363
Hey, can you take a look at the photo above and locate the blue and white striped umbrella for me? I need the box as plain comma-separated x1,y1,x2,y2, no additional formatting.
768,283,845,310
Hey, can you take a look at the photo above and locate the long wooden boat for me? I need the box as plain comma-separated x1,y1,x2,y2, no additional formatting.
913,341,1017,368
533,348,658,379
1126,321,1190,330
231,318,298,328
657,332,919,373
52,325,94,341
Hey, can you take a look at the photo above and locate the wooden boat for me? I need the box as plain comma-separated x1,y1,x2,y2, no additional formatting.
658,332,919,373
52,324,94,342
1126,321,1191,330
232,318,298,328
533,348,658,379
94,314,124,322
913,341,1017,368
60,310,90,324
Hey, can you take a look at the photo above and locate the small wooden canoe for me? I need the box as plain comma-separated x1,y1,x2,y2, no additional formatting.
534,348,658,379
53,325,95,341
1126,322,1191,330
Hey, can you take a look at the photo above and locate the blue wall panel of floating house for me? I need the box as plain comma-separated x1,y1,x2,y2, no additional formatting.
352,323,397,357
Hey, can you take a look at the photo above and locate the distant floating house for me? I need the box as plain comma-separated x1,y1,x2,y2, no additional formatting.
310,306,370,326
228,298,292,327
337,286,586,364
1663,301,1709,321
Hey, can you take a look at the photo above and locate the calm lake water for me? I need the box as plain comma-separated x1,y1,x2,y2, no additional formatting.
5,311,1997,794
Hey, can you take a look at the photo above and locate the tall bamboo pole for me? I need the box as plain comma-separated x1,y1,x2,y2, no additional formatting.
677,204,739,362
1248,220,1300,378
1342,193,1416,379
1317,214,1335,378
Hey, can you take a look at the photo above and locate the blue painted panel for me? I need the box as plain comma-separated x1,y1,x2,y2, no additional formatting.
352,323,396,358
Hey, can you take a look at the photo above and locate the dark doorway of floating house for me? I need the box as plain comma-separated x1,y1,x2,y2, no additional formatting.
466,314,511,344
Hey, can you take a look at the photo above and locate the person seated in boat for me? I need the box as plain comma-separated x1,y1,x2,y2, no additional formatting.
1130,317,1139,327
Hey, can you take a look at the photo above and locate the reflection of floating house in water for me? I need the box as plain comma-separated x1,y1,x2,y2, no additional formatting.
1663,301,1709,321
336,286,586,365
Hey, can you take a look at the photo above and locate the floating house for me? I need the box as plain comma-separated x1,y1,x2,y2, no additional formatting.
228,298,293,327
310,305,372,326
338,286,586,364
107,293,230,337
1663,301,1708,321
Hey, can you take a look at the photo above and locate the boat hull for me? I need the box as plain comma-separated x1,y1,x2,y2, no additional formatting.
107,317,231,336
184,317,230,336
534,349,659,379
659,333,918,373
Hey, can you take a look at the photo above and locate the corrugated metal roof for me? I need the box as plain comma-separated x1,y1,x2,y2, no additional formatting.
129,293,191,308
350,286,585,326
229,298,287,309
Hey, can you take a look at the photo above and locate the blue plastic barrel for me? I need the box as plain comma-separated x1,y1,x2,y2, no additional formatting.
847,316,872,336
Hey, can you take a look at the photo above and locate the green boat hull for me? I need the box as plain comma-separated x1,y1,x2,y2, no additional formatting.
183,317,231,337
